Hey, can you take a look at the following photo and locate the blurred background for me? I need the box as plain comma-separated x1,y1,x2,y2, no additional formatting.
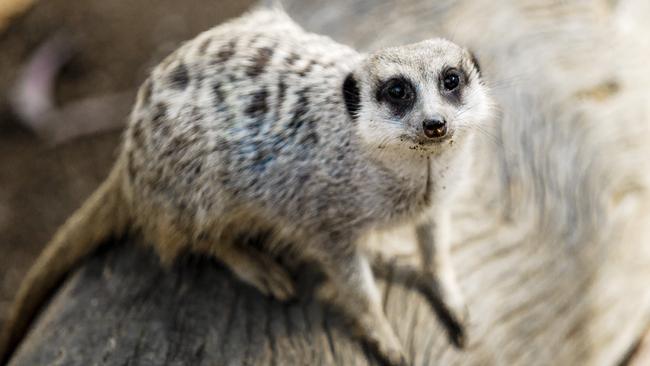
1,1,650,365
0,0,253,329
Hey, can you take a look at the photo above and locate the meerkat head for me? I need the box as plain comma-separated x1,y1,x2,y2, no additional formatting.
343,39,492,157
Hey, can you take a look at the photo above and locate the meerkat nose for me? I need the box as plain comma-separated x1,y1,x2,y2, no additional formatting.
422,118,447,138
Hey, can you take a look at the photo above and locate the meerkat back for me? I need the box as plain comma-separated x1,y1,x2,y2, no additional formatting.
121,8,363,255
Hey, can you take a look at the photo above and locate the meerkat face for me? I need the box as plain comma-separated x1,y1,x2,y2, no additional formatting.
343,39,492,157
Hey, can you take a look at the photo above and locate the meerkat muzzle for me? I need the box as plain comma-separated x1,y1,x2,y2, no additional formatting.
423,118,447,139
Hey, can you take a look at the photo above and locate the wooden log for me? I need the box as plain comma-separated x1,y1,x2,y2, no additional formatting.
7,0,650,365
8,235,445,366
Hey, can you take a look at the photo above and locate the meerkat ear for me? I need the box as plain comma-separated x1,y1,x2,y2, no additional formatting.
469,51,481,76
342,73,361,120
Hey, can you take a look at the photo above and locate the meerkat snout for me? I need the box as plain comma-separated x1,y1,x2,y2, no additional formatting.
422,117,447,139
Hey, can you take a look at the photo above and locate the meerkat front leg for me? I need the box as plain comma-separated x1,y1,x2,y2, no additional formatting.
416,209,468,347
210,244,296,301
315,242,406,366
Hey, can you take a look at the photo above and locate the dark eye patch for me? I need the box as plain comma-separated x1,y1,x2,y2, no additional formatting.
439,67,466,105
375,76,416,117
442,70,461,91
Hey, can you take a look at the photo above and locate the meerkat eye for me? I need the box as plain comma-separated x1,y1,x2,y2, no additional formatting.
388,83,407,99
382,78,414,103
442,69,461,91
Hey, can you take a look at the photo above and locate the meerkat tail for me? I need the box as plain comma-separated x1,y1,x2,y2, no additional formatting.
0,165,129,365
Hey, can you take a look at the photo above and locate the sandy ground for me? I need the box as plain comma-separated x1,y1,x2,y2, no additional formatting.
0,0,253,328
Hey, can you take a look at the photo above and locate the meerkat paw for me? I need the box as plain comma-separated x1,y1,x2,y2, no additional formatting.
357,311,408,366
217,247,296,301
441,301,469,348
422,271,469,348
368,330,408,366
240,253,296,301
358,312,408,366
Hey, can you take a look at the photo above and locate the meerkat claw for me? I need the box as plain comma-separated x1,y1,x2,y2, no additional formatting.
445,311,467,349
420,273,470,348
364,324,408,366
217,247,296,301
374,342,408,366
437,297,469,348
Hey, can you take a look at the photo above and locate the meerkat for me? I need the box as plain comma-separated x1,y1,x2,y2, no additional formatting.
0,7,492,366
